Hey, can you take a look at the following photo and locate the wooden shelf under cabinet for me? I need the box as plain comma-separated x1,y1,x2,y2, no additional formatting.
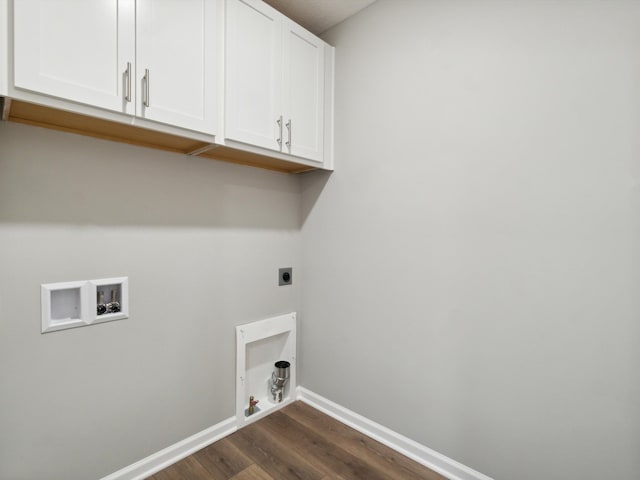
1,98,318,174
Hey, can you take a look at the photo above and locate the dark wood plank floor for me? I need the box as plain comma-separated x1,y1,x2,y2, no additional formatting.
149,401,446,480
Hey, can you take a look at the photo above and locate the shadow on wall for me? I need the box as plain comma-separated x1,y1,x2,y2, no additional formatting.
0,122,302,230
299,168,332,226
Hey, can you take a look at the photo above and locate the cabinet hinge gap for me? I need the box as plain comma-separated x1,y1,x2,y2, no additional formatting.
1,97,11,122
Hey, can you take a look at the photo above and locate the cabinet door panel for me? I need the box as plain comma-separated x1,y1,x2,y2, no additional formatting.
137,0,216,134
225,0,282,151
282,20,324,162
0,0,7,95
14,0,135,114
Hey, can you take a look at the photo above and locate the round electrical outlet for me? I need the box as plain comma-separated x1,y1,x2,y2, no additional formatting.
279,267,292,286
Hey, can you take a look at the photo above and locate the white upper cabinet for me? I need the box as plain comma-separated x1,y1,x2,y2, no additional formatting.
225,0,282,151
13,0,217,134
282,19,325,162
0,0,8,96
14,0,136,115
136,0,217,133
225,0,326,163
7,0,333,171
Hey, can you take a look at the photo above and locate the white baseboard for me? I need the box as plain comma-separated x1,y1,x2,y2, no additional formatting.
99,416,236,480
296,387,493,480
102,387,492,480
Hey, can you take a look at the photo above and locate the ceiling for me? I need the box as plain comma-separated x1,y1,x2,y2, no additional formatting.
262,0,377,35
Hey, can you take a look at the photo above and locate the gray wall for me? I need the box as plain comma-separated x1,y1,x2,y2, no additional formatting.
4,1,640,479
301,1,640,478
0,122,301,480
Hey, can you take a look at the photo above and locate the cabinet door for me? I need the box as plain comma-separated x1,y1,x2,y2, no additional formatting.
0,0,7,96
225,0,282,151
137,0,217,134
282,20,325,162
13,0,135,114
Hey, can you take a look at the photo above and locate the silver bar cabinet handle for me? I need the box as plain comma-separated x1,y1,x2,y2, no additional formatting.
143,69,150,107
124,62,132,102
285,119,291,148
276,115,283,147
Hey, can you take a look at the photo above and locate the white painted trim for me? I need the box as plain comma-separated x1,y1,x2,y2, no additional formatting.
236,312,296,344
296,387,494,480
100,416,236,480
100,381,491,480
323,44,335,171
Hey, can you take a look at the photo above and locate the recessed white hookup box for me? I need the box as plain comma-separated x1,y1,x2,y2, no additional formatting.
236,312,297,428
41,280,90,333
41,277,129,333
90,277,129,324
